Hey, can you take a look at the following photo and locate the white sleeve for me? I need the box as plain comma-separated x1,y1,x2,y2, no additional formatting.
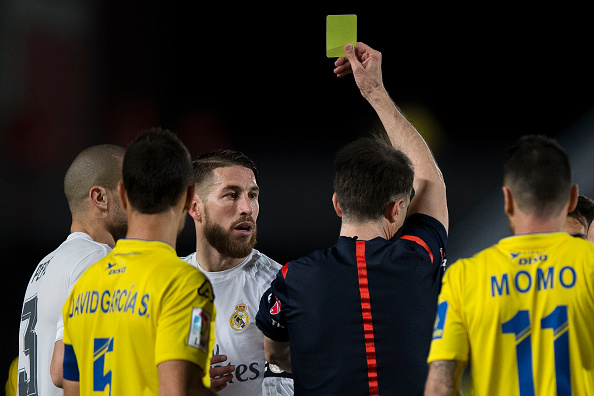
55,313,64,342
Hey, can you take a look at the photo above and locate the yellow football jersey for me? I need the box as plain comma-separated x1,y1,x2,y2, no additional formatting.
428,232,594,396
63,239,216,395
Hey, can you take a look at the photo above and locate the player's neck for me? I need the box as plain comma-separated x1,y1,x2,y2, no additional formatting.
340,220,390,241
510,213,567,235
125,209,183,249
194,237,246,272
71,220,116,248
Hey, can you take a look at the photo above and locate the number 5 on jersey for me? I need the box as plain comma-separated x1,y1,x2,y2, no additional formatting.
93,338,114,395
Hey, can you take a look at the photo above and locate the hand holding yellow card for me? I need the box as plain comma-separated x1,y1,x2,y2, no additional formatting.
326,15,357,58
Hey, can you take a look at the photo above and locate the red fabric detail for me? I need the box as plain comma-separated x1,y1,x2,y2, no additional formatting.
281,262,289,278
400,235,433,263
356,241,379,396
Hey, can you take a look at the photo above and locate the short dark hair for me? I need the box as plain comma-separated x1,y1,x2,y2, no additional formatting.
333,136,414,222
192,149,258,188
123,127,192,214
64,144,126,215
568,195,594,231
503,135,573,217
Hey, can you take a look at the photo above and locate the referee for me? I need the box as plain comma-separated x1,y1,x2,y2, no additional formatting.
256,42,448,395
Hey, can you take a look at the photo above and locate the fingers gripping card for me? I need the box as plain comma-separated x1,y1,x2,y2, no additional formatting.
326,14,357,58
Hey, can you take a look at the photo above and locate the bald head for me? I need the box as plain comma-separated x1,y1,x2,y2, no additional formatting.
64,144,126,215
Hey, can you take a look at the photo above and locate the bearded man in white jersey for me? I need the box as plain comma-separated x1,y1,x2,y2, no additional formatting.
183,149,294,395
17,144,127,396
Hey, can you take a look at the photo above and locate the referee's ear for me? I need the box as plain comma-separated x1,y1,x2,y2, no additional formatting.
332,193,343,218
385,199,405,224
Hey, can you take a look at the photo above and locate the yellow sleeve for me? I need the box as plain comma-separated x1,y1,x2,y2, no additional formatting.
5,356,18,396
154,269,216,388
427,260,470,363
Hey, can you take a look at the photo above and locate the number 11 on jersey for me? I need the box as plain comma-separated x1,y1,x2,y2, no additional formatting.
502,305,571,396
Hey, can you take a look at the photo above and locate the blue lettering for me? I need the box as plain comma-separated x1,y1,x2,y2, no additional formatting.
101,290,110,313
559,266,576,288
85,291,92,313
138,294,149,316
537,267,554,291
81,291,90,314
515,270,532,293
109,290,120,313
125,292,137,313
68,296,75,318
491,274,510,297
492,266,577,298
73,294,81,317
89,291,99,313
70,288,150,318
118,289,127,312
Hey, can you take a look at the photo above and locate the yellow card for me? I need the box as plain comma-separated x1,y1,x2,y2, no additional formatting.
326,15,357,58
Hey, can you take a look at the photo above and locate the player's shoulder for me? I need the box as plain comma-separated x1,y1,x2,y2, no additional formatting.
243,249,283,286
248,249,282,270
54,232,112,262
281,243,340,276
564,233,594,252
443,243,501,281
179,252,195,267
401,213,448,238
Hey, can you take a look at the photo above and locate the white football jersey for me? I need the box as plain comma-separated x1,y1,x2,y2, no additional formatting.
183,249,293,396
17,232,111,396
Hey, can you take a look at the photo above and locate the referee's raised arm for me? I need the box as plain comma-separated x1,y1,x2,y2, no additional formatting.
335,42,448,233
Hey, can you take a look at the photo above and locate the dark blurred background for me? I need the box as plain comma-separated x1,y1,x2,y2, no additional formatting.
2,2,593,383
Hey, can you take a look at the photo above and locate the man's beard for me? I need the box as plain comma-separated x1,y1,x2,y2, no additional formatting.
203,212,257,259
108,206,128,242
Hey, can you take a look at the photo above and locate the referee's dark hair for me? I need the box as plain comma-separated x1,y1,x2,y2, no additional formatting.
503,135,573,217
333,135,414,223
123,127,193,214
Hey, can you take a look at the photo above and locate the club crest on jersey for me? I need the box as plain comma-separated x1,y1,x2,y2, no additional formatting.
230,303,250,332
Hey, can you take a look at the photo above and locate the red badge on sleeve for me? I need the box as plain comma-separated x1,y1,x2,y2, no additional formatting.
270,296,281,315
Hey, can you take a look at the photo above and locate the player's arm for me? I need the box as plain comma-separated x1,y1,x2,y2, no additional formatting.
50,340,64,387
424,360,466,396
63,379,80,396
158,360,216,396
335,42,448,231
263,336,291,372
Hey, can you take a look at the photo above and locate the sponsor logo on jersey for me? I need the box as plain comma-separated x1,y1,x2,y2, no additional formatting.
269,296,281,315
106,262,127,275
509,250,548,265
211,344,263,383
230,303,250,331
